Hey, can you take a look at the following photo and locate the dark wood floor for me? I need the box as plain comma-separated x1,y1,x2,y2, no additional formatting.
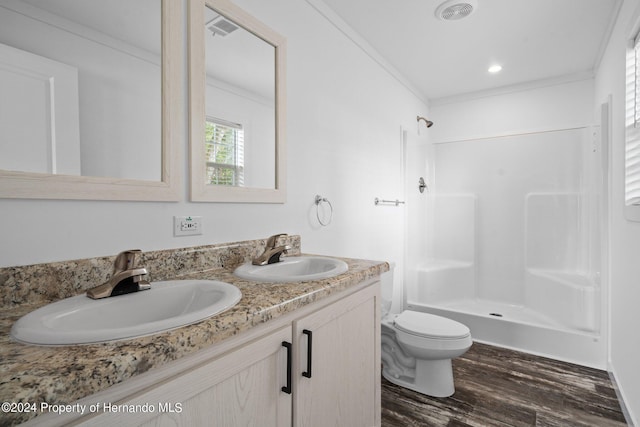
381,342,627,427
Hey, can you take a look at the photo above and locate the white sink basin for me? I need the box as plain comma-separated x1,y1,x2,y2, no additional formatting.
234,256,348,283
11,280,241,345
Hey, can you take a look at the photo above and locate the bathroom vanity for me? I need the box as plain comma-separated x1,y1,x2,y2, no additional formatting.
0,237,387,426
69,282,379,426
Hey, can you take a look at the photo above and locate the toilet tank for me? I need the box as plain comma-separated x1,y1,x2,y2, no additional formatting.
381,262,402,316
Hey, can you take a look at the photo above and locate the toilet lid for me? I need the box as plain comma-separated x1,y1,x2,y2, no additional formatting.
394,311,470,339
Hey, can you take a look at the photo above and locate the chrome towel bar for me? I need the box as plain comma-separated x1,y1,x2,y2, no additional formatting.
374,198,405,206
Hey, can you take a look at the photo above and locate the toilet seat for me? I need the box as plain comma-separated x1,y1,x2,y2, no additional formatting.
394,310,470,340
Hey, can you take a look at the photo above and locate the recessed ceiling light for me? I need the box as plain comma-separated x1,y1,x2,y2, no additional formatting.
488,64,502,73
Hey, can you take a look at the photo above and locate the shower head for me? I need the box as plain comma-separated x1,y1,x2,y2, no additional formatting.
417,116,434,128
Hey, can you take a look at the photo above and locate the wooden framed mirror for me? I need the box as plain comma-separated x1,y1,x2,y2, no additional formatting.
0,0,181,201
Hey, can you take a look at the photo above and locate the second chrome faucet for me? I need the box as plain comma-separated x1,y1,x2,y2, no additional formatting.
252,234,291,266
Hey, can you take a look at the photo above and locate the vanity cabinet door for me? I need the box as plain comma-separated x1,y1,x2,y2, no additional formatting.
78,325,293,427
293,283,381,427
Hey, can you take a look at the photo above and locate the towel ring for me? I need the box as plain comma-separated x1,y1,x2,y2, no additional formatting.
315,195,333,226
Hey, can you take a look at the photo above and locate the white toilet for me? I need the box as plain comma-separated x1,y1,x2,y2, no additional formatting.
381,265,472,397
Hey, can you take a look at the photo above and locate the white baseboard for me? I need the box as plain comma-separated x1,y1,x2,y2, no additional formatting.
608,366,637,426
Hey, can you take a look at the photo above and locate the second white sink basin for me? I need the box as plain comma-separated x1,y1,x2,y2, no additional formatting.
234,256,348,283
11,280,242,345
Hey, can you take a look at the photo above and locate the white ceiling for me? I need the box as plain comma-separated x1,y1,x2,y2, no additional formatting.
318,0,621,101
15,0,622,102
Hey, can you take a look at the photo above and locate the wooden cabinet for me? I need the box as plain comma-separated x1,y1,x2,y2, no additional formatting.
70,281,380,427
294,284,380,426
78,326,293,426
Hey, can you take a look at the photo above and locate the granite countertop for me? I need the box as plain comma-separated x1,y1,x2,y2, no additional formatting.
0,254,388,426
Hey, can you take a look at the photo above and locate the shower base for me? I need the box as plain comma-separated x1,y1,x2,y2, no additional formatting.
407,299,606,369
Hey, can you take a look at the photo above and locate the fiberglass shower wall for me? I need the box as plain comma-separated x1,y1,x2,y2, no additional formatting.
408,127,601,333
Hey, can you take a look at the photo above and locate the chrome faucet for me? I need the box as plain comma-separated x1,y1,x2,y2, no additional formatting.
252,233,291,266
86,249,151,299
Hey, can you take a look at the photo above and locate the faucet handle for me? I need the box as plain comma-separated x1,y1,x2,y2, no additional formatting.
266,233,288,249
113,249,142,274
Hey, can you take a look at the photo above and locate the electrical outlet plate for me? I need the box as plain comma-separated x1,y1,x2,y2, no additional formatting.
174,216,202,236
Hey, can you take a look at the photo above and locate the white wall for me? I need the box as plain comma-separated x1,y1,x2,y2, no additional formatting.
429,77,595,143
0,0,427,297
595,0,640,423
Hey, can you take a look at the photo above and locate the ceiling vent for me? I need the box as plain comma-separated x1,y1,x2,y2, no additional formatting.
435,0,478,21
206,15,239,37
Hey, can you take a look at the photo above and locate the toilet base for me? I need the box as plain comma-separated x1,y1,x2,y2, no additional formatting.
383,358,455,397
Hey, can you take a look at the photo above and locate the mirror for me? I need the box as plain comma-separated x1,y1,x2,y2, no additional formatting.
189,0,286,203
0,0,180,201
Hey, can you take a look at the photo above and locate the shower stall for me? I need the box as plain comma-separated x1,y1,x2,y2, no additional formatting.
404,126,607,368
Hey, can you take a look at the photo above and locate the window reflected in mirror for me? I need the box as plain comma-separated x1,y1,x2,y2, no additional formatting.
204,4,276,190
205,117,245,186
